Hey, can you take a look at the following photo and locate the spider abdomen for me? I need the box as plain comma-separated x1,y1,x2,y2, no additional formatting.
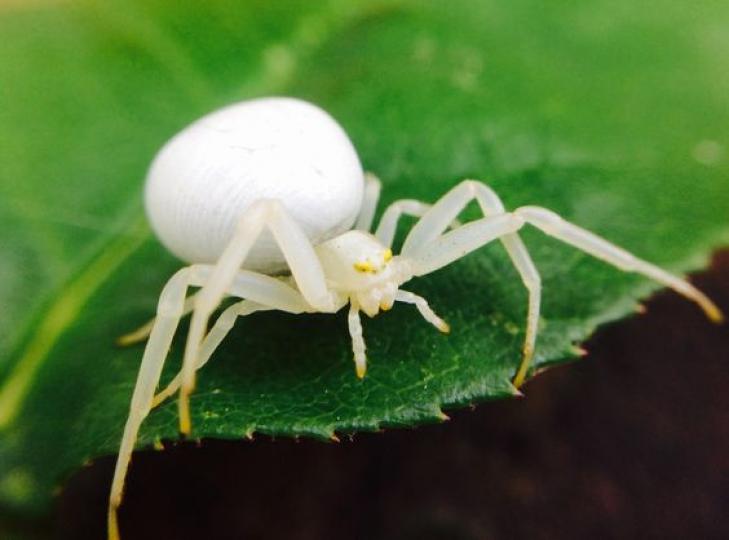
145,97,364,273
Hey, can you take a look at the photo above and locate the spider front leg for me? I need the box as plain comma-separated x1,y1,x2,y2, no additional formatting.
401,180,723,389
398,180,542,388
513,205,723,323
374,198,461,247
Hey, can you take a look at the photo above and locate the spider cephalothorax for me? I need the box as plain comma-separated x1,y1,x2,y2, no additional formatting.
317,230,409,315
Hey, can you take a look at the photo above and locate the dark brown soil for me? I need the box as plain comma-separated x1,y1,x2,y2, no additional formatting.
53,251,729,540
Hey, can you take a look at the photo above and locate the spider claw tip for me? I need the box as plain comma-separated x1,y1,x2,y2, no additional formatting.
708,306,725,324
179,420,191,438
510,386,524,397
510,375,526,393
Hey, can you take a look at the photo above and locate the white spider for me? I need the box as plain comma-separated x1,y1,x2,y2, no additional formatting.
107,97,722,540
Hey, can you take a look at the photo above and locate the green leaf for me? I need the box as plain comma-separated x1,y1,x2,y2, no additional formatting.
1,0,728,514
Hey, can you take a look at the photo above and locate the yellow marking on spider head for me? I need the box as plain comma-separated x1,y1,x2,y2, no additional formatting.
383,248,393,262
354,260,375,273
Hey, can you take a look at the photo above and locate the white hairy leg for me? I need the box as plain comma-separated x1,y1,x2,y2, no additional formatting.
117,295,197,347
108,261,315,540
375,200,461,248
108,267,195,540
150,270,312,408
401,181,723,388
395,290,450,333
151,300,268,408
399,180,542,387
355,172,382,231
347,299,367,378
514,206,723,322
179,200,339,436
407,213,525,275
118,262,313,348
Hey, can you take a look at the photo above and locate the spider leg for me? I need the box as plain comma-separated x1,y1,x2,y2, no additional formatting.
151,300,267,408
396,290,450,333
116,295,197,346
355,172,382,231
152,270,310,408
401,180,722,390
399,180,541,388
407,213,524,275
108,267,196,540
515,205,724,323
375,200,460,248
118,259,312,348
108,264,311,540
180,199,338,436
347,299,367,378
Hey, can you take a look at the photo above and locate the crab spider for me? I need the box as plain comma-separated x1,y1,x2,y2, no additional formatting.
108,98,722,540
